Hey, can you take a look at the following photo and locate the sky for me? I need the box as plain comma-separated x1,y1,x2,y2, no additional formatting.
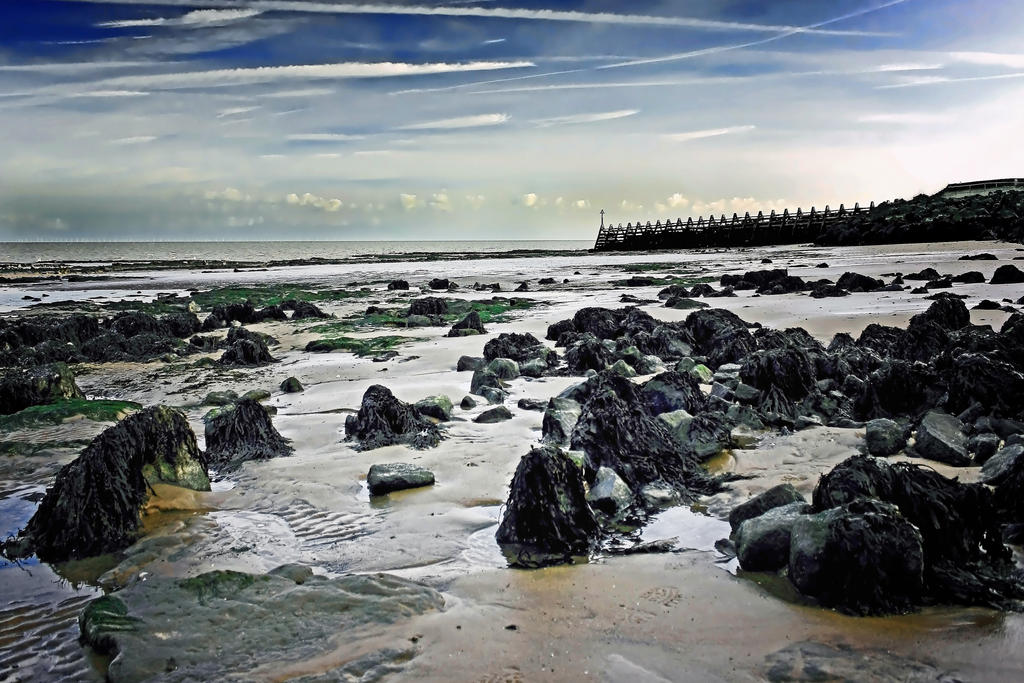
1,0,1023,241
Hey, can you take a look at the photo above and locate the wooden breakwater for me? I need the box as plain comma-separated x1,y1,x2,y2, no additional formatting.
593,202,873,251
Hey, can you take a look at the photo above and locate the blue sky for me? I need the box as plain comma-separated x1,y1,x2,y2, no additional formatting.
1,0,1023,240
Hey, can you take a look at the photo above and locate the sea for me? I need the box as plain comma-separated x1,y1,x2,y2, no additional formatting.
0,240,592,265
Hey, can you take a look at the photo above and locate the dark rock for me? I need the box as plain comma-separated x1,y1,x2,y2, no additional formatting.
408,297,448,316
953,271,986,284
664,296,708,310
912,411,969,466
569,377,719,496
809,283,849,298
344,385,442,451
495,445,599,567
909,298,969,331
728,483,806,532
980,444,1024,485
789,499,924,615
486,358,519,380
573,307,623,339
470,368,503,395
286,300,330,320
865,418,905,456
5,406,208,562
428,278,450,290
460,395,477,410
386,279,409,290
945,353,1024,417
764,640,965,683
109,311,169,338
658,284,691,300
564,333,614,373
736,502,809,571
204,398,292,470
367,463,435,495
960,253,997,260
905,267,941,281
447,311,486,337
991,264,1024,284
813,456,1019,610
545,319,576,342
457,355,485,372
219,328,275,367
160,311,202,338
854,360,944,420
836,272,883,292
538,277,556,285
740,347,816,402
969,433,1001,464
0,362,84,415
586,466,633,516
475,406,513,423
280,376,303,393
414,395,453,421
640,370,706,416
483,332,553,366
517,398,546,412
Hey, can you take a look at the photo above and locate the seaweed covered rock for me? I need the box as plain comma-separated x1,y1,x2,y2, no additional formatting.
573,307,623,339
414,395,453,421
204,398,292,470
5,406,208,562
286,300,330,320
736,502,809,572
564,333,614,373
447,311,486,337
160,311,202,338
280,376,304,393
387,279,409,290
546,319,576,342
864,418,905,456
483,332,553,366
740,347,817,402
812,456,1022,610
0,362,84,415
835,272,884,292
640,370,706,416
408,297,448,316
495,445,599,567
945,353,1024,417
219,327,275,367
789,499,925,615
910,298,970,331
345,385,442,451
569,378,718,497
541,397,582,445
854,360,944,420
991,264,1024,284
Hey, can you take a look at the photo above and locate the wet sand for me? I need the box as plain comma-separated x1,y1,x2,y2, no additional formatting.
1,239,1023,680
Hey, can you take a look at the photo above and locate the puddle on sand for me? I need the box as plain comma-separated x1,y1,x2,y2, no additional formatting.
639,506,730,552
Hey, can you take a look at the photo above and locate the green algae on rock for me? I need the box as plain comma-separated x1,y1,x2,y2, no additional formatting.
79,568,445,682
0,362,85,415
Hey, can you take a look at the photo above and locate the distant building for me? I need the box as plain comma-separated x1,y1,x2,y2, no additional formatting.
934,178,1024,198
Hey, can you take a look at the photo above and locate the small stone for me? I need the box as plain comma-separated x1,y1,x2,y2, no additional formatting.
202,390,238,406
241,389,271,402
415,395,454,421
480,386,508,405
366,463,435,495
460,395,477,410
457,356,485,372
475,406,513,423
280,377,303,393
486,358,520,380
585,466,633,515
969,432,1000,464
517,398,546,412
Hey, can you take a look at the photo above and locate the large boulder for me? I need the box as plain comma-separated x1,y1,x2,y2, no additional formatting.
728,483,806,532
740,347,817,402
991,264,1024,284
219,327,275,366
909,298,970,331
414,395,453,421
78,570,444,682
572,307,622,339
788,499,924,615
735,502,809,571
495,445,599,567
204,398,292,471
945,353,1024,417
913,411,970,466
864,418,905,456
564,333,614,373
640,370,706,416
0,362,84,415
344,385,442,451
5,406,208,562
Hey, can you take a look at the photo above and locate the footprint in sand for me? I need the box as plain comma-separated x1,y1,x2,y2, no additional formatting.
640,586,683,609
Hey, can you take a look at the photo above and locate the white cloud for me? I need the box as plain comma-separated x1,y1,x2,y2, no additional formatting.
264,88,334,98
78,1,891,36
665,125,755,143
429,192,452,211
531,109,638,127
398,113,509,130
857,113,952,125
286,133,364,142
573,199,590,209
465,194,486,209
399,193,421,210
98,9,264,29
522,192,539,208
69,90,150,98
285,191,342,211
110,135,157,145
83,61,534,91
949,51,1024,69
878,72,1024,89
217,105,260,118
206,187,250,201
667,193,689,209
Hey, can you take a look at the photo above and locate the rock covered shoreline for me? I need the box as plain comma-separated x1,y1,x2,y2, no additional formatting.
1,240,1024,680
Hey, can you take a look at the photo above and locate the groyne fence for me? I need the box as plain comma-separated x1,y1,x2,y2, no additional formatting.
592,202,873,251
